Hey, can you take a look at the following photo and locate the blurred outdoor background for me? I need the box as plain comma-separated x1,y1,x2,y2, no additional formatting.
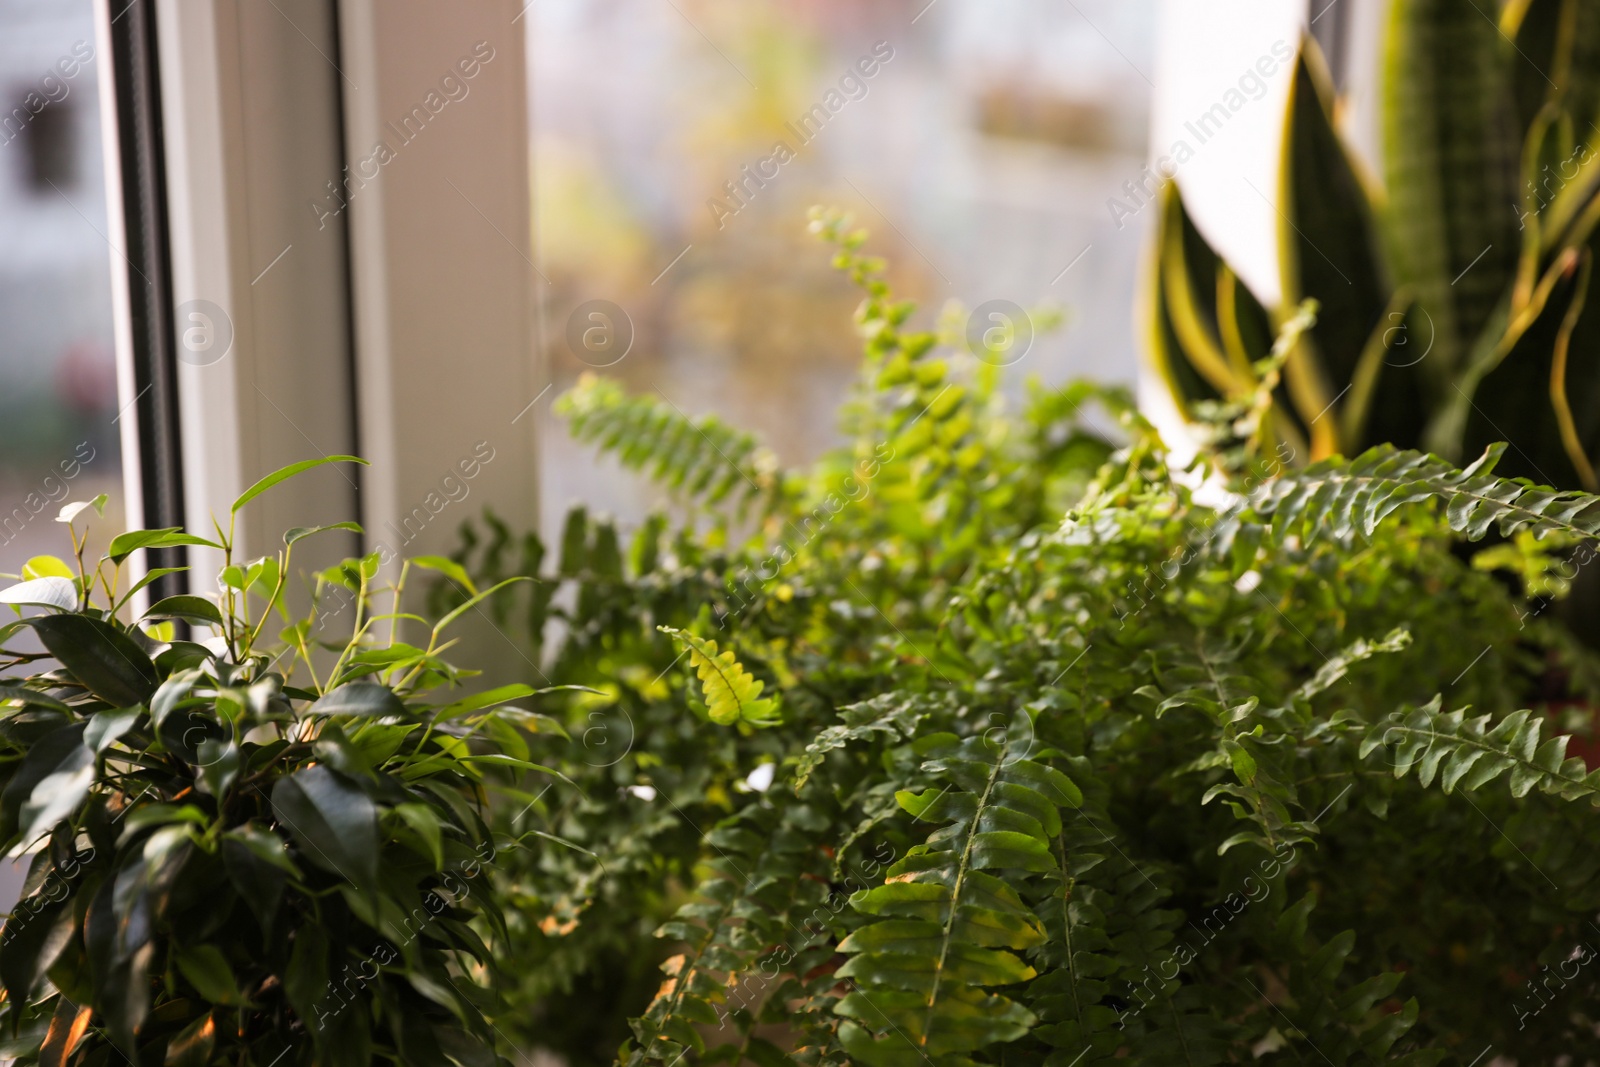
0,0,1185,568
0,0,123,580
530,0,1159,543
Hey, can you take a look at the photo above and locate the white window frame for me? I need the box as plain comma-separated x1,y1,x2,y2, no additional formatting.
100,0,540,596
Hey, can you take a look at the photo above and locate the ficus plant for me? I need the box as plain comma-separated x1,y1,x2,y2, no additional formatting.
0,456,565,1067
431,210,1600,1066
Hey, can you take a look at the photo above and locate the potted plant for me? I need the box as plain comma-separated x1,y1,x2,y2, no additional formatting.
0,457,559,1067
436,214,1600,1064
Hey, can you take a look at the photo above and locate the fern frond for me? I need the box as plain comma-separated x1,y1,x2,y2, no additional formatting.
1360,695,1600,803
1252,441,1600,546
661,627,779,726
835,726,1081,1066
1267,894,1438,1065
625,803,834,1066
557,373,790,514
795,693,931,789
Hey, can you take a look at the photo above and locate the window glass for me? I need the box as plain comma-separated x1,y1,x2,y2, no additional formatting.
0,0,122,578
529,0,1157,536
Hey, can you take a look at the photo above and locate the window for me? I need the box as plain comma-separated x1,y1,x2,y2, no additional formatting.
527,0,1159,540
0,0,122,577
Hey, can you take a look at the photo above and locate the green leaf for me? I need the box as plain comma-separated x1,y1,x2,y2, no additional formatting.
838,733,1059,1063
175,944,242,1005
223,823,300,875
21,556,74,580
232,455,368,514
165,1013,218,1067
26,614,158,706
106,527,221,564
0,577,77,611
197,738,242,797
111,566,189,614
1385,0,1520,384
56,495,107,524
284,521,364,545
0,684,71,712
660,627,779,726
142,594,224,627
19,743,95,842
283,924,329,1029
0,723,87,842
0,897,74,1001
271,765,380,889
223,834,288,937
438,683,538,721
432,576,531,635
393,802,445,870
308,682,405,719
84,706,142,752
411,554,479,596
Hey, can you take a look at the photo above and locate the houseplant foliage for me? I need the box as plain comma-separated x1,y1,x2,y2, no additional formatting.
0,457,554,1067
435,211,1600,1065
1150,3,1600,488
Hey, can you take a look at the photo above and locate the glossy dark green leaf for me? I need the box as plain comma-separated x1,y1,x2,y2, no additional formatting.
0,722,87,842
141,595,223,627
0,897,74,1001
197,738,241,797
283,924,329,1030
1281,43,1391,414
223,835,287,937
19,743,95,843
307,682,405,719
0,684,71,712
36,996,91,1067
271,765,379,889
175,944,241,1005
27,614,157,706
164,1013,218,1067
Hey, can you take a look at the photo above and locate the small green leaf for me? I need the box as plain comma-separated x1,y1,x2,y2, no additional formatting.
175,944,241,1005
56,495,107,524
284,521,364,545
232,456,368,514
660,627,779,726
223,835,288,937
85,707,142,752
411,555,479,596
21,556,74,580
432,576,531,635
106,528,221,564
143,595,224,627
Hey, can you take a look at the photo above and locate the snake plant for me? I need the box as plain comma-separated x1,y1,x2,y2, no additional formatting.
1150,0,1600,489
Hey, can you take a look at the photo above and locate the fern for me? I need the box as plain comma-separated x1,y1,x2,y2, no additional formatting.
1265,895,1440,1066
795,692,931,789
556,373,790,514
661,627,780,726
834,727,1081,1066
626,802,833,1067
1252,441,1600,546
1359,696,1600,804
